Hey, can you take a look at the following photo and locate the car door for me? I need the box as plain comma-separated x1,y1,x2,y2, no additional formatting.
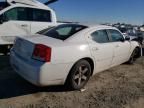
87,29,114,73
108,29,131,67
30,8,56,34
3,7,31,34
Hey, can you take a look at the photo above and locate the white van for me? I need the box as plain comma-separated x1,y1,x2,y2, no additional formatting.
0,0,57,54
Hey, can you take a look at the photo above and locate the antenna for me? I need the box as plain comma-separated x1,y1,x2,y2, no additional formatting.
44,0,58,5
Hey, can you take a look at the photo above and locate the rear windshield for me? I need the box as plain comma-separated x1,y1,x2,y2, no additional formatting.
0,2,9,11
37,27,54,34
38,24,88,40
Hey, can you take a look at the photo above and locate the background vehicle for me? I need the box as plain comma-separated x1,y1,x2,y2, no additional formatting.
10,24,141,90
115,26,144,45
0,0,58,54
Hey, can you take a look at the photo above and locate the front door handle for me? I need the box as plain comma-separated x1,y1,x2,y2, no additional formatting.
21,24,28,27
115,45,120,47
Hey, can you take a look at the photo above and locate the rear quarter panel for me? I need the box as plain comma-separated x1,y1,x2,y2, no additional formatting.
42,42,95,84
50,30,94,65
51,42,93,64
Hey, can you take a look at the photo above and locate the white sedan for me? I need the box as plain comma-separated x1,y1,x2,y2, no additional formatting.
10,24,141,90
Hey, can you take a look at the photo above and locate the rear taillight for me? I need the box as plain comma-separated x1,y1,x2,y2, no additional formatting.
32,44,51,62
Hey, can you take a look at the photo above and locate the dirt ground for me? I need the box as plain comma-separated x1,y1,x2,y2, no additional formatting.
0,55,143,108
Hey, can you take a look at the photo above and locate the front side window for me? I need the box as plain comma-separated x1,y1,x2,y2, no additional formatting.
4,8,17,20
4,7,29,21
109,29,124,42
39,24,87,40
91,30,109,43
32,9,51,22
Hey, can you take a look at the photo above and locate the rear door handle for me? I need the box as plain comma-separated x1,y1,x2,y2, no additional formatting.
92,47,99,51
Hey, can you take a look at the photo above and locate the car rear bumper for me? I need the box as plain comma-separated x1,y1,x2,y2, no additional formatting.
10,50,73,86
10,50,41,86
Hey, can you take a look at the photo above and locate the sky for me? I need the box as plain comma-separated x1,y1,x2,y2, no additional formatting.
0,0,144,25
41,0,144,25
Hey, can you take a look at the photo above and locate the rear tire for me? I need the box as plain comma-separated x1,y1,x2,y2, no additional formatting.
0,45,12,55
2,46,8,55
3,46,8,55
66,60,91,90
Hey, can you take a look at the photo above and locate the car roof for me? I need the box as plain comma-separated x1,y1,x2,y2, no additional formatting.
61,23,117,30
7,0,51,10
88,25,116,29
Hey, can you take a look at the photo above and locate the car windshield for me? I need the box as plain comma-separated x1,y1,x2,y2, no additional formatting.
0,2,9,11
38,24,88,40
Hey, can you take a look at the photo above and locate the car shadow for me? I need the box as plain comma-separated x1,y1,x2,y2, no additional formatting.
0,48,143,99
0,55,70,99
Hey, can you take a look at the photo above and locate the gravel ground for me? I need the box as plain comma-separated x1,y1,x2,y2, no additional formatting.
0,55,143,108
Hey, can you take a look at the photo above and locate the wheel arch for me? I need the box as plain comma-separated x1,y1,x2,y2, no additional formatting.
64,57,95,84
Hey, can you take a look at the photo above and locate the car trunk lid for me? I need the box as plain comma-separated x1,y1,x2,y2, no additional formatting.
13,34,63,61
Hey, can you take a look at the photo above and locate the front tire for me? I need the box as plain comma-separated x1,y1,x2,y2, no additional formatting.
127,48,140,64
0,45,12,55
66,60,92,90
0,46,7,55
3,46,8,55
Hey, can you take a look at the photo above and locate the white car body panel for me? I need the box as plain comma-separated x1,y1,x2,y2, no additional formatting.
88,40,114,73
0,0,57,45
7,0,52,10
7,0,39,5
85,27,114,73
111,41,131,67
30,22,56,34
11,50,73,85
10,25,141,86
0,21,30,44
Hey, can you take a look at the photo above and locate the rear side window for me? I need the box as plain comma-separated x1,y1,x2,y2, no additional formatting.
91,30,110,43
4,7,51,22
32,9,51,22
109,29,124,42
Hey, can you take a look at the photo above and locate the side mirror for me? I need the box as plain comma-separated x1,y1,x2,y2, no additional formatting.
125,36,130,41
